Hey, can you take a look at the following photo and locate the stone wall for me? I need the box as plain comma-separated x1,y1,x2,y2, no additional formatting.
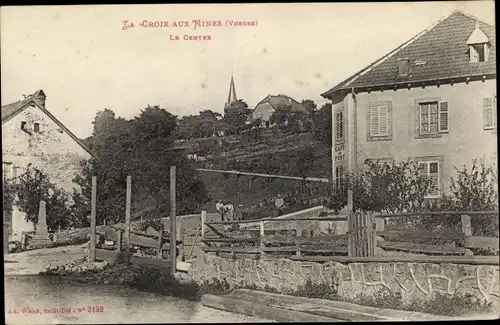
188,254,500,306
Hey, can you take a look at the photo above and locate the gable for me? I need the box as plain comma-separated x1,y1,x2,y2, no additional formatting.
2,105,92,160
322,11,496,98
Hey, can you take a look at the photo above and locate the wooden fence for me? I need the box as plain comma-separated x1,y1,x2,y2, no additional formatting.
93,226,182,268
199,210,499,262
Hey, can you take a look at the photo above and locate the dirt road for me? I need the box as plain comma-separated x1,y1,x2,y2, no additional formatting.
4,244,88,275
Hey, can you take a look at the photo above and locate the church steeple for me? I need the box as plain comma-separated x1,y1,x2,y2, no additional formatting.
224,72,238,114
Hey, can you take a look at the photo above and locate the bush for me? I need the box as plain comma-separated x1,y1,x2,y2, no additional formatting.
325,159,434,214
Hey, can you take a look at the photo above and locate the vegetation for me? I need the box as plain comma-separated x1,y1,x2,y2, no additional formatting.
73,106,210,225
6,165,73,232
325,159,435,214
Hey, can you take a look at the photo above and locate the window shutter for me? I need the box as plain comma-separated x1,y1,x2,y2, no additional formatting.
484,97,494,128
429,162,439,196
370,106,379,136
417,162,426,179
336,111,344,140
379,106,389,135
439,102,448,132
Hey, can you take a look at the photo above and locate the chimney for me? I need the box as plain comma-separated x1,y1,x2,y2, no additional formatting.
397,58,410,77
33,90,46,108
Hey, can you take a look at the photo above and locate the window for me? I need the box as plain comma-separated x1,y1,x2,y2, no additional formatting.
369,105,389,137
34,123,40,133
335,111,344,141
419,101,448,134
335,165,345,190
3,162,13,182
21,121,27,130
418,161,440,198
470,44,485,62
483,97,496,130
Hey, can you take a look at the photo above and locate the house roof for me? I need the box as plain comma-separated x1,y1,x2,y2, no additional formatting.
254,94,305,113
1,90,99,161
322,11,496,99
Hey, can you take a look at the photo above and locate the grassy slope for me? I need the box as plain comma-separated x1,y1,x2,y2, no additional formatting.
177,131,332,213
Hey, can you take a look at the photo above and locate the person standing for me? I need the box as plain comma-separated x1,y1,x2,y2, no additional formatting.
225,202,235,221
216,200,224,221
274,194,285,217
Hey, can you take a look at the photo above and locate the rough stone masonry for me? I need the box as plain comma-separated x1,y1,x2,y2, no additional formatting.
188,254,500,307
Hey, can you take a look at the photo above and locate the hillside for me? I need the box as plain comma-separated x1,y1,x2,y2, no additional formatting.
175,131,333,215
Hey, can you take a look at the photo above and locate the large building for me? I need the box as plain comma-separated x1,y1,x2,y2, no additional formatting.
321,11,496,197
252,94,305,127
2,90,95,237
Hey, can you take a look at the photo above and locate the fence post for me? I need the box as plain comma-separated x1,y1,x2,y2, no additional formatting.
115,229,122,252
157,223,163,259
296,221,302,256
201,211,207,243
347,212,354,257
170,166,177,275
89,176,97,263
176,215,183,261
367,211,375,257
124,175,132,265
260,220,265,259
461,214,472,236
375,217,385,232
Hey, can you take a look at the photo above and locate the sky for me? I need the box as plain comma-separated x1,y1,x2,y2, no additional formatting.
1,1,495,138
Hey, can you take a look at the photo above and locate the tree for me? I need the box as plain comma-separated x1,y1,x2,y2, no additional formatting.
12,165,72,232
73,106,210,225
269,105,293,131
223,100,249,135
3,180,16,213
301,99,317,114
313,103,332,146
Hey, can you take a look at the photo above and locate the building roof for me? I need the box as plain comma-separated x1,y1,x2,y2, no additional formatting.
254,94,305,113
322,11,496,99
1,90,99,161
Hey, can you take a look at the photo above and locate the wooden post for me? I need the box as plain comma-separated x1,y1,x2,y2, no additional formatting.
170,166,177,274
115,229,122,252
375,217,385,232
124,175,131,265
201,211,207,243
296,222,302,256
259,220,265,258
89,176,97,263
461,214,472,236
157,223,163,259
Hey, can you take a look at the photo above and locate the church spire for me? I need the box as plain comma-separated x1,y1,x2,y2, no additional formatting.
225,72,238,112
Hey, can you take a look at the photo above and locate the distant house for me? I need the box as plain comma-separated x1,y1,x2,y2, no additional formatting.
2,90,96,237
252,94,306,127
321,11,497,196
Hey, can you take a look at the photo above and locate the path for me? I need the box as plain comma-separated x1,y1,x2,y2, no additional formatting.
4,244,88,275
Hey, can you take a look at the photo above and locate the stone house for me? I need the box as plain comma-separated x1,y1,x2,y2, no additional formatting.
2,90,95,237
252,94,306,127
321,11,497,197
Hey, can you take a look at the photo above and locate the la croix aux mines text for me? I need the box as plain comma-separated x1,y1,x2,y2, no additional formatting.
121,19,259,40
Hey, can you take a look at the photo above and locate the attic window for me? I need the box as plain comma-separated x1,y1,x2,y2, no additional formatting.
467,22,490,63
397,58,410,76
470,44,488,62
